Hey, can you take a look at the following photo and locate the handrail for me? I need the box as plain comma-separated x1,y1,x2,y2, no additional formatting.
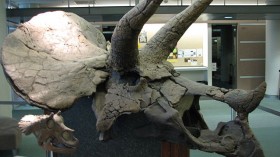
0,101,27,105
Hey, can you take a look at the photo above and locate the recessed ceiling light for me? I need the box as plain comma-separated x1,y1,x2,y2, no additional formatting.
224,16,233,19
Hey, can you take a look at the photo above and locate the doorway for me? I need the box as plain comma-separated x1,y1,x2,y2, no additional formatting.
212,24,237,89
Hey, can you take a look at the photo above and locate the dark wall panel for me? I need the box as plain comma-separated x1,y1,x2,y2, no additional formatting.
237,23,265,90
238,43,265,59
238,60,265,76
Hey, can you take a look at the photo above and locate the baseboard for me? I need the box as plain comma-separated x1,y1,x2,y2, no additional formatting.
265,94,279,100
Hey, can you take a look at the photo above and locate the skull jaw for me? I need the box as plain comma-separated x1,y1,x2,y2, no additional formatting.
42,137,79,154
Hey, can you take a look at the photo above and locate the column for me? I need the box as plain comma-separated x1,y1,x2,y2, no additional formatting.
0,0,7,45
265,0,280,97
265,20,280,97
0,0,12,117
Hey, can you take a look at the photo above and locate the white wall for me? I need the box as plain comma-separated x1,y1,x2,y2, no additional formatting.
140,23,207,59
0,0,12,117
207,24,212,86
266,20,280,96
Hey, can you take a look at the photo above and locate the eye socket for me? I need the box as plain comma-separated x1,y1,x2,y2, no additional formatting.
47,119,55,129
62,131,71,141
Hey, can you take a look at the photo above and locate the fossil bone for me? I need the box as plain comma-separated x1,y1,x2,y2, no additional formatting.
1,11,109,110
18,111,79,153
0,0,266,156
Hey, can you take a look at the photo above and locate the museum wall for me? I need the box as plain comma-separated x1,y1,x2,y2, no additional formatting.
237,23,266,90
139,23,205,50
0,0,12,117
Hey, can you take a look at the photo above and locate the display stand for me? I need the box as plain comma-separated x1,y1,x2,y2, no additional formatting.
46,151,57,157
49,97,160,157
161,141,190,157
43,99,192,157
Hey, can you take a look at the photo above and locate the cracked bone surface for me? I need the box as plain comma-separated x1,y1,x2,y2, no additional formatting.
1,11,109,110
1,0,266,156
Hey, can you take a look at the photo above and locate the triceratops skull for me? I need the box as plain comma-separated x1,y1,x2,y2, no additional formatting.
1,0,267,156
19,112,78,153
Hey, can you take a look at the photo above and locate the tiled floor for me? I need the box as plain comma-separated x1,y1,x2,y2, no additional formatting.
0,97,279,157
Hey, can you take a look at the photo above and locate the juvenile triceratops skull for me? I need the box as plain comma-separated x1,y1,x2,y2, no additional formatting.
1,0,266,156
19,112,78,153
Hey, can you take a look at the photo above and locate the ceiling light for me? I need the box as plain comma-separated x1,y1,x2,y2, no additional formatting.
224,16,233,19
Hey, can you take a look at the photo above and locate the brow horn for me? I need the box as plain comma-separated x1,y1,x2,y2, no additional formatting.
110,0,163,72
140,0,213,63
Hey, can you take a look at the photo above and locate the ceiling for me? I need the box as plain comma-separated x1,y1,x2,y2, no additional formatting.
7,0,269,8
5,0,280,24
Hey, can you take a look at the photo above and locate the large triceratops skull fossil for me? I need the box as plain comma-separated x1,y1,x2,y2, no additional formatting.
0,0,266,156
